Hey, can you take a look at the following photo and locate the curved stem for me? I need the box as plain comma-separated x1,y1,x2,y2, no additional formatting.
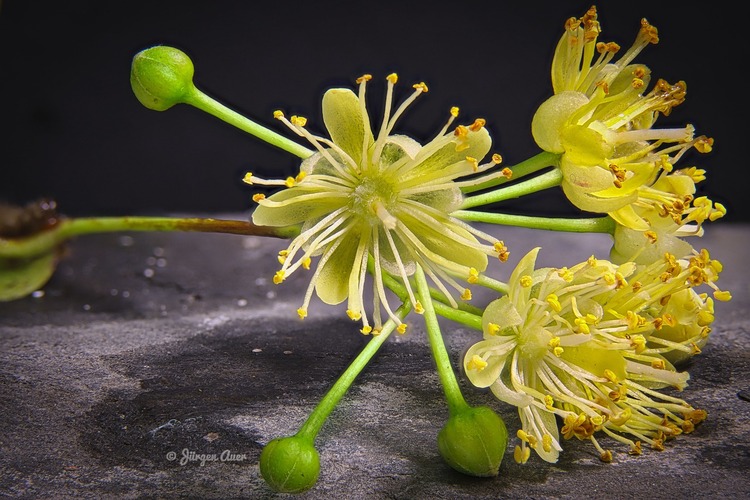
0,216,298,259
186,87,314,159
460,168,563,210
460,151,560,194
414,265,469,415
296,302,412,440
453,211,616,234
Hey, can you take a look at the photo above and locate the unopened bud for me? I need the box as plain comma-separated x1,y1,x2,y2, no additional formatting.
437,406,508,477
259,435,320,493
130,45,195,111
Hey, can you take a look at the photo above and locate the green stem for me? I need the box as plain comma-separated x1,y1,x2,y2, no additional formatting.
414,265,469,415
460,168,563,210
460,151,560,194
0,216,298,259
296,302,412,440
454,211,616,234
186,87,314,159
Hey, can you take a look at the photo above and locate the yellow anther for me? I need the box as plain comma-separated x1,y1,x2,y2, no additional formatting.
626,441,642,456
697,310,714,326
587,255,598,267
553,346,564,357
546,294,562,313
631,77,644,89
467,267,479,284
297,308,307,320
450,106,459,117
467,354,488,371
414,301,425,314
630,334,646,354
542,434,553,453
500,167,512,179
290,115,307,127
690,342,702,355
492,153,503,164
603,369,618,383
487,323,501,336
514,445,531,464
278,250,289,257
454,125,468,138
346,309,362,321
469,118,486,131
645,231,658,243
413,82,428,92
526,434,538,449
520,275,532,288
252,193,266,203
355,74,372,84
600,450,613,463
517,429,530,442
465,156,479,172
632,280,642,292
295,171,307,183
371,328,382,336
694,136,714,153
284,176,296,188
273,271,285,284
544,395,554,410
277,254,286,265
397,323,408,334
557,267,573,283
714,290,732,302
548,337,561,349
461,288,472,301
302,257,312,270
591,415,604,426
603,273,616,285
651,359,666,370
575,317,590,334
386,73,398,84
242,172,254,185
273,110,284,119
360,325,372,335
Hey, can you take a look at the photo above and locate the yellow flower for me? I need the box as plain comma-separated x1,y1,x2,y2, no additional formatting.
531,6,714,231
248,75,507,333
463,247,723,463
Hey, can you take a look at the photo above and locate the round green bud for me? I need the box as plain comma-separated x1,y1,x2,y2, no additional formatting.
437,406,508,477
259,435,320,493
130,45,195,111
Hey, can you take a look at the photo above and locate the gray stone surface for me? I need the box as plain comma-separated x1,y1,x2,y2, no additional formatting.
1,220,749,499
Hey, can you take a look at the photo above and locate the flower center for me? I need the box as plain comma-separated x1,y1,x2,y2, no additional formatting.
351,174,399,228
517,325,552,362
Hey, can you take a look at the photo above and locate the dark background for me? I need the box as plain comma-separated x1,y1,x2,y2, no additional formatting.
1,1,746,221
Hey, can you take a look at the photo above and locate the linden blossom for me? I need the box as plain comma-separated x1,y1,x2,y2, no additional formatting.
530,5,726,244
463,247,727,464
245,74,513,334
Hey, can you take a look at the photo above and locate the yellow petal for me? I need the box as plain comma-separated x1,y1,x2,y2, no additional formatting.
322,88,373,167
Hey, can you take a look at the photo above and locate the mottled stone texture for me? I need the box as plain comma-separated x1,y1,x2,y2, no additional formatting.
1,221,749,499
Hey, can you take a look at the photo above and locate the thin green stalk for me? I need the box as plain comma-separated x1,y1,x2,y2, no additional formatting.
414,265,469,415
187,87,314,159
460,151,560,194
460,168,563,210
0,216,298,259
454,211,616,234
296,302,412,440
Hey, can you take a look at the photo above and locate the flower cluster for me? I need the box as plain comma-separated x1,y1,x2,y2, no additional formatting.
116,3,731,492
530,6,725,264
463,247,727,463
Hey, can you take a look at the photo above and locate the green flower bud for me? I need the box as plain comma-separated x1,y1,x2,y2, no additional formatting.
437,406,508,477
259,435,320,493
130,45,195,111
